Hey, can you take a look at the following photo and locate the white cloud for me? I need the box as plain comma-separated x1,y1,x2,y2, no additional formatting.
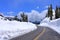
7,12,14,16
28,10,41,22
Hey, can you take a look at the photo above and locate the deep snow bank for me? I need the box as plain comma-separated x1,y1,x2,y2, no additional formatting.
0,16,37,40
38,17,60,34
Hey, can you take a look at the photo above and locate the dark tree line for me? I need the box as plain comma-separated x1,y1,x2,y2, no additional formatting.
0,12,28,22
47,4,60,20
14,16,21,21
14,12,28,22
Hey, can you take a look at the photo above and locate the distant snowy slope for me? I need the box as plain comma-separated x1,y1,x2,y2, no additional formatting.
17,10,48,24
39,17,60,34
40,10,48,19
28,10,41,23
0,16,37,40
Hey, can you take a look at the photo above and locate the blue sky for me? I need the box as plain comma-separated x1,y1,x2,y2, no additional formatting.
0,0,60,16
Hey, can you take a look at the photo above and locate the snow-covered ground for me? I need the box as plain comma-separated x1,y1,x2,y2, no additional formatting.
38,17,60,34
0,16,37,40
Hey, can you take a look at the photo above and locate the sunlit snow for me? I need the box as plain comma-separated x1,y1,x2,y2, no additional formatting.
0,16,37,40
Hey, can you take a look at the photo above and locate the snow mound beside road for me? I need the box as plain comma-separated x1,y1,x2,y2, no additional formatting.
0,16,37,40
39,17,60,34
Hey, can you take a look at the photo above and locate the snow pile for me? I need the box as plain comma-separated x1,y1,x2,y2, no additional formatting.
0,16,37,40
39,17,60,34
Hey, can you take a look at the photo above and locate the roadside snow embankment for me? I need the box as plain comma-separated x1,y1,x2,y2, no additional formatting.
0,16,37,40
38,17,60,34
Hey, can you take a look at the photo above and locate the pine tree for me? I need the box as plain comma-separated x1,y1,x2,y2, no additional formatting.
58,8,60,18
48,4,53,20
55,6,58,19
21,12,28,22
55,6,60,19
21,12,24,22
25,15,28,22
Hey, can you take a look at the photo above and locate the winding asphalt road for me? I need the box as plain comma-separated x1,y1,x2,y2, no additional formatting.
10,26,60,40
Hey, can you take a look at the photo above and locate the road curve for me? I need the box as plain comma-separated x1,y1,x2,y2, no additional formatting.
10,26,60,40
34,28,46,40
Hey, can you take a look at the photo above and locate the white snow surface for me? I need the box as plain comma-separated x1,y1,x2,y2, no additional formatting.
39,17,60,34
0,16,37,40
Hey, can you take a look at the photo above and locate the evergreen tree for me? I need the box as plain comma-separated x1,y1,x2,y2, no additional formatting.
58,8,60,18
25,15,28,22
21,12,24,22
21,12,28,22
48,4,53,20
55,6,60,19
55,6,58,19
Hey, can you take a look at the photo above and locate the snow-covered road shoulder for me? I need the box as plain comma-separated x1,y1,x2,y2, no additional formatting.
38,17,60,34
0,16,37,40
